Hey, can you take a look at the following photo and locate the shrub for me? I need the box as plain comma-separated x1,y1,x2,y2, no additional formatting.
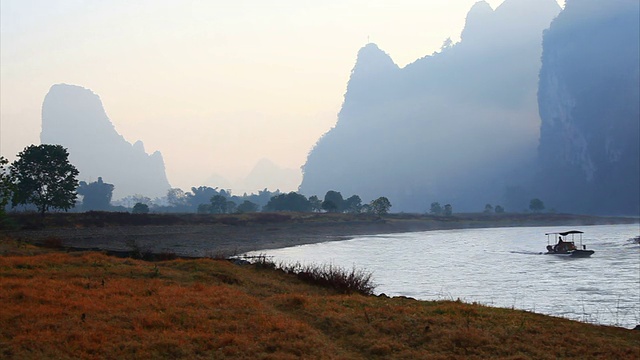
132,202,150,214
251,257,376,295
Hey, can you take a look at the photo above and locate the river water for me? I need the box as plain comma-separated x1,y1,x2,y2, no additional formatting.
245,224,640,329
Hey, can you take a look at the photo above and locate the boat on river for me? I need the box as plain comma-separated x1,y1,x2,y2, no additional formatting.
544,230,594,257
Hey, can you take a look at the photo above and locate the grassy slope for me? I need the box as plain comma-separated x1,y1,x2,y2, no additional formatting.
1,237,638,360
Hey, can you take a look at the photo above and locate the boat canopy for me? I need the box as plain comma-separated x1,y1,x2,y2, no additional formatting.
559,230,584,236
545,230,584,236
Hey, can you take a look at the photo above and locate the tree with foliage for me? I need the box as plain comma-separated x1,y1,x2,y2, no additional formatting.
244,188,280,209
0,156,13,217
210,195,229,214
370,197,392,215
77,177,114,211
484,204,494,214
187,186,220,209
321,200,338,213
113,195,152,210
10,145,79,215
130,195,152,206
529,198,545,213
264,192,311,212
361,204,372,214
495,205,505,213
430,202,443,215
236,200,259,213
323,190,344,213
308,195,322,212
167,188,188,207
443,204,453,216
344,195,363,214
132,202,149,214
226,201,236,214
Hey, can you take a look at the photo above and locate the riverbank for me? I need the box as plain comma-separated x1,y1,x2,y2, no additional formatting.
2,212,637,257
1,238,638,359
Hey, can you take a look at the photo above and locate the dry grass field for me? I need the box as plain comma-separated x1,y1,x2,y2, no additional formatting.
1,235,638,359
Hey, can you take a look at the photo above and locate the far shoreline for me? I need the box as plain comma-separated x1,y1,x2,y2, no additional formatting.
2,212,638,258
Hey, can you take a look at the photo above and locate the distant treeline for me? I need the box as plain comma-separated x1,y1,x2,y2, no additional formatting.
1,145,545,218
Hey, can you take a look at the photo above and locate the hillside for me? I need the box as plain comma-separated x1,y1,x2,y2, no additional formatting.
41,84,171,200
536,0,640,215
300,0,561,212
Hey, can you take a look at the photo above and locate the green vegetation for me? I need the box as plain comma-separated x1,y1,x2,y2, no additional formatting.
430,202,443,215
264,192,312,212
529,198,545,213
0,157,12,219
344,195,363,214
370,196,392,215
323,190,345,213
132,202,150,214
77,177,114,211
209,194,229,214
9,144,79,215
236,200,259,213
0,144,620,221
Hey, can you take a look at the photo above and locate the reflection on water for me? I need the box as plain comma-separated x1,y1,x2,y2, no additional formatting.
246,224,640,329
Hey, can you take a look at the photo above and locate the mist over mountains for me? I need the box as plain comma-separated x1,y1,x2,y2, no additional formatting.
36,0,639,216
535,0,640,215
301,0,639,215
40,84,298,200
41,84,171,200
204,158,301,195
300,0,561,212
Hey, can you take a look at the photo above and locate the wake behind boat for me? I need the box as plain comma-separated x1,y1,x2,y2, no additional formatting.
544,230,595,258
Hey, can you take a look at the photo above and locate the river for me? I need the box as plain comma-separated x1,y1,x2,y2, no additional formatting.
245,224,640,329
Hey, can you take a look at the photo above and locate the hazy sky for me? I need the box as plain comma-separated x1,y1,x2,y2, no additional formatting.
0,0,564,194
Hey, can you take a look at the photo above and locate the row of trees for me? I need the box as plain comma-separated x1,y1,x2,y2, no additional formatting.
428,199,547,216
482,199,546,214
0,145,394,217
262,191,392,215
483,204,505,214
429,202,453,216
0,144,549,217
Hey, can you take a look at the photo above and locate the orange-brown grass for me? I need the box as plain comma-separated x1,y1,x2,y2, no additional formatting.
0,237,638,359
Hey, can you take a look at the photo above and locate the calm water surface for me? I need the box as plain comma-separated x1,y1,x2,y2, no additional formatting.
246,224,640,328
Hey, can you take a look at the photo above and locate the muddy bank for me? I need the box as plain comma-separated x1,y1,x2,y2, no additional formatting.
3,212,637,258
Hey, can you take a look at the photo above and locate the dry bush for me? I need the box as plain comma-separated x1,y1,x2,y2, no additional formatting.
255,259,376,296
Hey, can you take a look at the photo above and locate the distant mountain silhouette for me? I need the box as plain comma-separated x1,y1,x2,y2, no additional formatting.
203,159,301,195
300,0,560,212
241,158,300,194
536,0,640,215
202,173,233,191
41,84,171,200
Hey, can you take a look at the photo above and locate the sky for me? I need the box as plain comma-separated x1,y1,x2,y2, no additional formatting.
0,0,564,194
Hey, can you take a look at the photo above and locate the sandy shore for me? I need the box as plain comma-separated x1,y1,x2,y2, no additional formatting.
4,213,637,258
